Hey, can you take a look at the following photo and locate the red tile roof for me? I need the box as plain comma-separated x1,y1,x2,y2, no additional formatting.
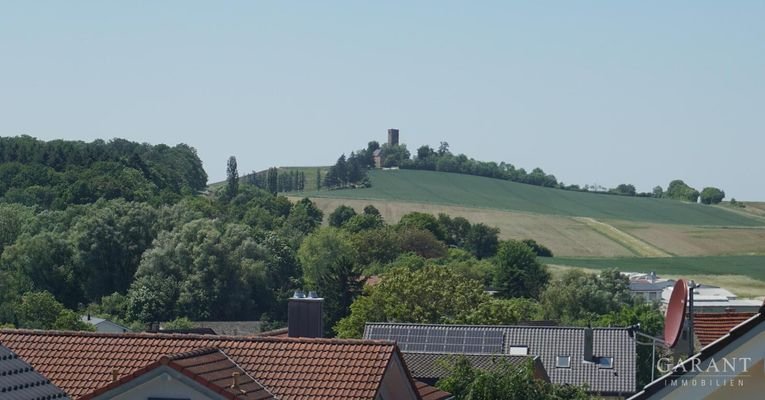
81,348,275,400
256,327,289,337
0,329,418,400
693,312,758,346
414,381,452,400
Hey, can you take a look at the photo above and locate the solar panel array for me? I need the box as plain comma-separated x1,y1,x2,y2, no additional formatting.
365,325,504,354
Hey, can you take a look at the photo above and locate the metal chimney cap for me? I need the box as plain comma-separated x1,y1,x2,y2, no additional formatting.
293,290,305,299
308,291,319,299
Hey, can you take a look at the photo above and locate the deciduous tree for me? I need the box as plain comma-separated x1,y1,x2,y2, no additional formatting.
492,240,549,299
298,228,362,334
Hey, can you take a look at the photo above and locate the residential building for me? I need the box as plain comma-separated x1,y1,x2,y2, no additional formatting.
693,311,759,346
80,315,131,333
626,272,674,303
365,323,636,398
628,302,765,399
0,329,429,400
661,284,762,313
1,292,449,400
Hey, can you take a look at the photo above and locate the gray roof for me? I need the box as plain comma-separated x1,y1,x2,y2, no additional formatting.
80,316,107,325
364,323,636,395
0,344,69,400
629,280,675,292
191,321,263,336
403,352,544,381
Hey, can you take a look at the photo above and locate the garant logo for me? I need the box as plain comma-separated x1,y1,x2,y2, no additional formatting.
657,357,753,388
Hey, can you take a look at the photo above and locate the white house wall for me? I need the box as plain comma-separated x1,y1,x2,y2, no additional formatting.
92,367,227,400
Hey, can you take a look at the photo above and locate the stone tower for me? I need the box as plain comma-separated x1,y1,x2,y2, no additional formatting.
387,129,399,146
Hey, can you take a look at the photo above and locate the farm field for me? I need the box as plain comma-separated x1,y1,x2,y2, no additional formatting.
307,169,763,226
294,169,765,292
303,197,765,258
299,197,637,257
607,220,765,257
741,202,765,218
544,255,765,297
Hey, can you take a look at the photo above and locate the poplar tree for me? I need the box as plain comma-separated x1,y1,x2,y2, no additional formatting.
225,156,239,200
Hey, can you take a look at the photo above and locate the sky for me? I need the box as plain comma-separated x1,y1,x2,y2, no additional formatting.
2,1,764,199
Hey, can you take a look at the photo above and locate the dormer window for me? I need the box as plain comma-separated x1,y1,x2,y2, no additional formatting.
598,357,614,369
509,346,528,355
555,355,571,368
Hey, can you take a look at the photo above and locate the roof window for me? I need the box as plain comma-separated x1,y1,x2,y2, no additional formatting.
598,357,614,369
555,355,571,368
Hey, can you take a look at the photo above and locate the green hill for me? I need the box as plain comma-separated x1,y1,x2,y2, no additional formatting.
306,169,763,227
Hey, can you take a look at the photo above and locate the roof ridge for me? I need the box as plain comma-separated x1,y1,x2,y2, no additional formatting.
402,351,538,358
164,347,220,361
0,328,398,346
364,323,630,330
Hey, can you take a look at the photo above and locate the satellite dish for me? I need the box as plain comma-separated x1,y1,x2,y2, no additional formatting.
664,279,688,348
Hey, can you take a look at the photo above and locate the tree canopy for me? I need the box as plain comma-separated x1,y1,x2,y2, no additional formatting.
437,356,591,400
699,187,725,205
665,180,700,202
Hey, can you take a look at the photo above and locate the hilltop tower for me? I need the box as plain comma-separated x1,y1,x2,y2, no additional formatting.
387,129,399,146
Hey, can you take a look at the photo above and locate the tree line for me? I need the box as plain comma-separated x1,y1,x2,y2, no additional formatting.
365,139,728,203
246,167,307,194
0,136,207,208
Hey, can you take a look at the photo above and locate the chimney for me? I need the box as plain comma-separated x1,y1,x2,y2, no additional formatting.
387,129,399,146
230,372,241,389
650,271,656,284
145,321,160,333
288,290,324,338
583,328,594,363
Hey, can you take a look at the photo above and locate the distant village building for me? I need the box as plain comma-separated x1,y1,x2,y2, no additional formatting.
81,315,131,333
626,272,675,302
373,128,401,169
373,148,383,169
661,284,762,313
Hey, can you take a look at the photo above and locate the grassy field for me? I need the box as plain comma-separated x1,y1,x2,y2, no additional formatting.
544,255,765,282
307,170,763,227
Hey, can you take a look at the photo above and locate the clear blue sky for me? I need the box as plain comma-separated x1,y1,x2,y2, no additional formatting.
2,1,764,199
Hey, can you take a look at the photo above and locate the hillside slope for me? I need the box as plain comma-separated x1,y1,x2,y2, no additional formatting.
306,169,763,227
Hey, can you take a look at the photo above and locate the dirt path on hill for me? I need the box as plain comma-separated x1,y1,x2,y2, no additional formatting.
571,217,672,257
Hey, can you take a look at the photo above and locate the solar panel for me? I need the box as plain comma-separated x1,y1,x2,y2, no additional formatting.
365,325,504,354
